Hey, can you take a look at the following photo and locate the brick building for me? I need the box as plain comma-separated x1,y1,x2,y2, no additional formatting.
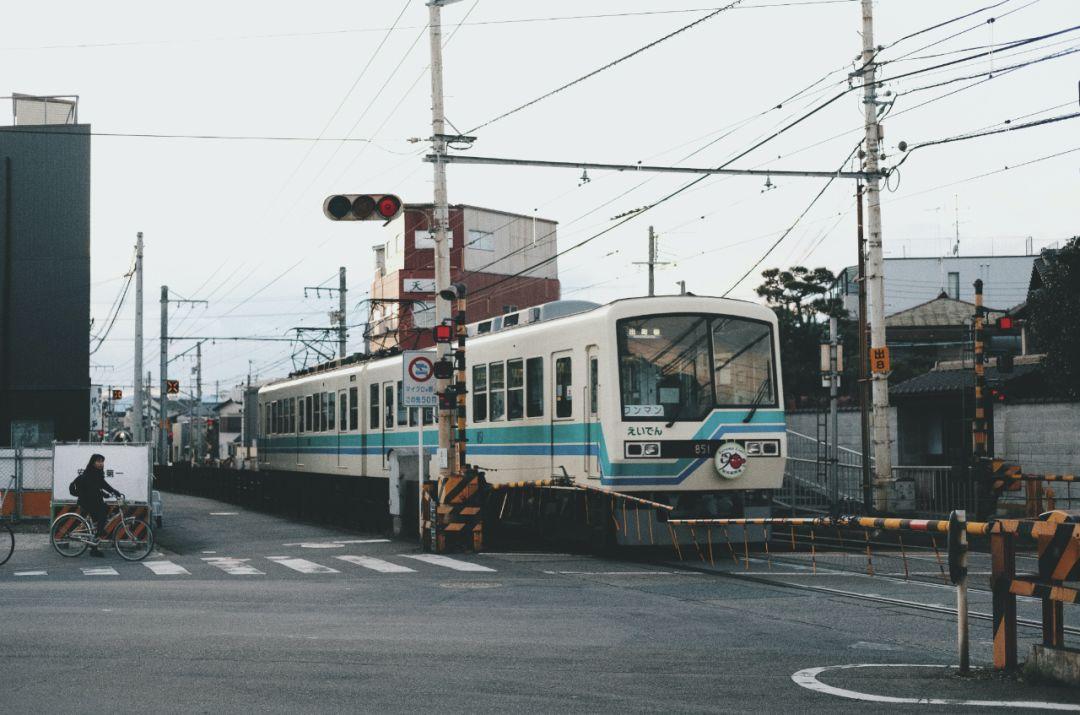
368,204,560,350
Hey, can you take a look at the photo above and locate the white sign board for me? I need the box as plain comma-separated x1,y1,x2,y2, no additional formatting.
401,350,438,407
52,444,151,503
402,277,436,295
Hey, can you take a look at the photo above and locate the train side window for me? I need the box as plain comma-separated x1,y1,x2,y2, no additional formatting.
397,380,408,426
306,395,313,432
472,365,487,422
423,406,435,424
526,357,544,417
298,397,305,433
369,384,380,429
327,391,336,431
339,392,348,432
555,357,573,418
314,393,322,431
270,401,277,434
349,387,359,431
289,398,296,433
384,384,394,430
507,358,524,420
590,357,598,416
489,361,506,421
264,404,270,435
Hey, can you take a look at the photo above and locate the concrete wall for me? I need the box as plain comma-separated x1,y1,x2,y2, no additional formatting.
994,401,1080,475
786,407,897,457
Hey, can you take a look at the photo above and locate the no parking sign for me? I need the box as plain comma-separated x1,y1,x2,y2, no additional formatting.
402,350,438,407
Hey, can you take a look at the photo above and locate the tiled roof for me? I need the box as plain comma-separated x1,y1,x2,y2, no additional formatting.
885,295,1004,327
890,361,1042,396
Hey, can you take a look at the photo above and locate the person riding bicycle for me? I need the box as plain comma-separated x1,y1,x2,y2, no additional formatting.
73,454,123,557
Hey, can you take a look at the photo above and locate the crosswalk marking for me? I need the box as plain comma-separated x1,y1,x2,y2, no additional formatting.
14,570,47,577
334,555,416,573
401,554,496,573
142,561,191,576
202,557,264,575
81,567,119,576
267,556,340,574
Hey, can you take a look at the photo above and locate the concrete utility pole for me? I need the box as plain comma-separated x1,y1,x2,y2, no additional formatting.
338,266,347,358
146,371,152,450
634,226,669,297
429,0,459,480
132,232,144,443
158,286,168,465
860,0,894,511
828,317,840,518
856,186,872,512
195,341,203,463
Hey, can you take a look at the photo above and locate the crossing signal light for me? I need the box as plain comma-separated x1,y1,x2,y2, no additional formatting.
322,194,403,221
995,316,1016,331
166,380,180,395
111,389,123,400
432,324,453,344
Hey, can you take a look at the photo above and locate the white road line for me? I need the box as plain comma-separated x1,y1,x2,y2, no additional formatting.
13,570,47,577
401,554,497,573
266,556,340,574
209,512,238,516
142,561,191,576
334,555,416,573
283,538,391,547
791,664,1080,710
543,570,700,576
202,557,264,575
81,567,119,576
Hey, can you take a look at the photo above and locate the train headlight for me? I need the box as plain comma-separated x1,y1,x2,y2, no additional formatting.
714,442,749,480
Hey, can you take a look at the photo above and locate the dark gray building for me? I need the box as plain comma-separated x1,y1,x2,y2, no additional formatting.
0,104,91,446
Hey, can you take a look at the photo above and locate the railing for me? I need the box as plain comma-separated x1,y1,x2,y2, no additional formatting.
779,431,969,516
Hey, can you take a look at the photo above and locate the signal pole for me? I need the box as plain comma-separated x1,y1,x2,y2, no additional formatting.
338,266,347,358
159,286,168,465
429,0,459,480
195,341,203,463
132,232,144,443
860,0,894,510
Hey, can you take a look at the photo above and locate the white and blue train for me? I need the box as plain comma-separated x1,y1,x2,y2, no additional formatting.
258,295,786,516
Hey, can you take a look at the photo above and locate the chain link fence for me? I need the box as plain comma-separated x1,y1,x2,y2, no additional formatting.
0,448,54,519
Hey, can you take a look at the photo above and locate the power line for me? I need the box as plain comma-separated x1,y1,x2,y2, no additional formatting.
466,1,746,134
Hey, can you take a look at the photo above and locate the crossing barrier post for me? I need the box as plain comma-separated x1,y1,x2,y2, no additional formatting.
948,510,970,674
990,525,1018,670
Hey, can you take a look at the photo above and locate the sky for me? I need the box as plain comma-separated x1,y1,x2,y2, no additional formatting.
1,0,1077,399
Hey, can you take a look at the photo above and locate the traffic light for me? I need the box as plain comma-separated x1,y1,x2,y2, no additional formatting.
322,194,402,221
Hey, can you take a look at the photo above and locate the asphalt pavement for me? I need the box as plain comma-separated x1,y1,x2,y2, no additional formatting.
1,492,1078,713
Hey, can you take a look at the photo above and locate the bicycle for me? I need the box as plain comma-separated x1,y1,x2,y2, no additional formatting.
0,474,14,566
50,496,155,561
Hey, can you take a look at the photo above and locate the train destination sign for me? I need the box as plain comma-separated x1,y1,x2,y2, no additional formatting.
401,350,437,407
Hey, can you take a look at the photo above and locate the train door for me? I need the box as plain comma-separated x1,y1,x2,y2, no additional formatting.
337,388,348,469
551,351,574,478
585,345,600,479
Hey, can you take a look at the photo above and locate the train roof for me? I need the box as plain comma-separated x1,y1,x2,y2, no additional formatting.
261,294,773,392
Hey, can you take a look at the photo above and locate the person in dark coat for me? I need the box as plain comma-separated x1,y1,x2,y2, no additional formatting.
75,453,123,557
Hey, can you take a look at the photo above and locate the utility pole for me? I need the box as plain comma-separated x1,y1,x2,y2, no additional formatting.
856,185,872,512
828,317,840,518
860,0,894,511
195,341,203,463
146,371,152,451
677,280,687,295
633,226,669,296
429,0,459,481
338,266,347,358
159,286,168,465
132,232,144,443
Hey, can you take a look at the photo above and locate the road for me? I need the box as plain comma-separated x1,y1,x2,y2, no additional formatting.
1,493,1077,713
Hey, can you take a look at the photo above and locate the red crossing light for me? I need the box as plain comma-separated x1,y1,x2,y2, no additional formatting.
432,324,453,344
995,316,1015,331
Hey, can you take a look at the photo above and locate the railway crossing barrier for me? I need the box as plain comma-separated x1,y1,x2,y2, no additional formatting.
663,511,1079,674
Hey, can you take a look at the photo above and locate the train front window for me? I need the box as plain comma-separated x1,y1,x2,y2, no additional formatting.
618,314,775,420
618,315,712,421
712,317,774,407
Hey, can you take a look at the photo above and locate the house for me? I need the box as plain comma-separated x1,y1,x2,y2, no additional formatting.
368,203,561,350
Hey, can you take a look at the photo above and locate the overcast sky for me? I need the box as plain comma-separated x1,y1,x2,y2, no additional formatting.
2,0,1076,398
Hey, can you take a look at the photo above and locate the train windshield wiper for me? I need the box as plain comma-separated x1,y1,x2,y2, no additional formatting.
741,377,772,424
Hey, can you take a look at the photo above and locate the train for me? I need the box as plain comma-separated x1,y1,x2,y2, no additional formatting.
258,295,786,520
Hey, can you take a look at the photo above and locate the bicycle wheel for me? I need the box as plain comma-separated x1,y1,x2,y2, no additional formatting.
51,513,92,557
0,523,13,565
113,518,154,561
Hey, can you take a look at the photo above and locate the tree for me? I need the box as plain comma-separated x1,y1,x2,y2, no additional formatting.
1027,236,1080,398
755,266,851,408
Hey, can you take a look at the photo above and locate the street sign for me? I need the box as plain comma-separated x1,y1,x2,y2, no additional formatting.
870,346,891,374
166,380,180,395
401,350,437,407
